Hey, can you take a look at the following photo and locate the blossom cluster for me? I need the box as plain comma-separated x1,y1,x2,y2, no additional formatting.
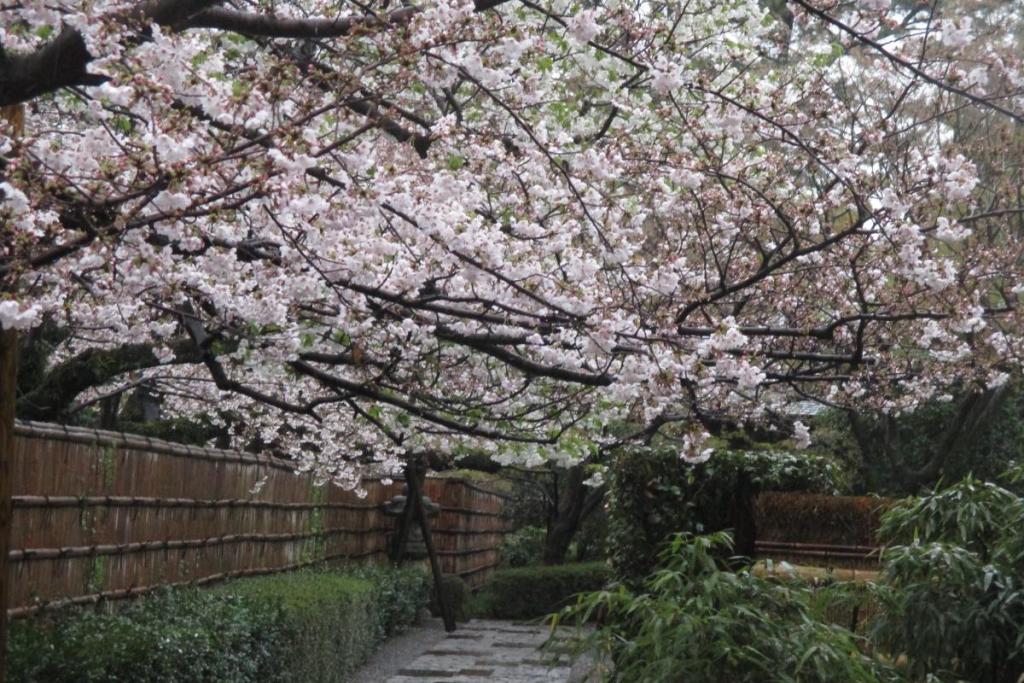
2,0,1022,483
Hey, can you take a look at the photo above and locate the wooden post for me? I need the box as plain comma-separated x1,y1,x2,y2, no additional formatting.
0,329,18,683
408,461,456,632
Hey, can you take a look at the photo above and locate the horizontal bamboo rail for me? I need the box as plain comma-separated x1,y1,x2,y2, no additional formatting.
438,506,509,517
756,541,881,555
754,540,883,568
456,562,500,578
11,526,395,561
13,495,384,511
8,546,389,618
14,420,296,470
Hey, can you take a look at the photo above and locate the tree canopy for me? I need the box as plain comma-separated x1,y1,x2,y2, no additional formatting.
2,0,1023,485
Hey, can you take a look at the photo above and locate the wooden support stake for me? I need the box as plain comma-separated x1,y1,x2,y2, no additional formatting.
408,461,456,632
1,329,18,683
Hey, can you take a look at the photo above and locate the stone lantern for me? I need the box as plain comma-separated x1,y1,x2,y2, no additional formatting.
381,485,440,559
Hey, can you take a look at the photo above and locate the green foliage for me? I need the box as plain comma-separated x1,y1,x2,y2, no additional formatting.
428,573,470,622
347,564,432,636
474,562,610,620
219,571,380,682
499,525,546,567
871,477,1024,682
811,383,1024,495
7,589,283,683
554,533,899,683
607,447,844,582
877,475,1024,561
6,566,430,683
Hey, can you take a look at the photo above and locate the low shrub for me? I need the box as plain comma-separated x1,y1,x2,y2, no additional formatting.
475,562,610,620
346,564,433,636
6,565,431,683
555,533,900,683
218,571,381,682
428,573,470,622
499,525,546,567
8,589,282,683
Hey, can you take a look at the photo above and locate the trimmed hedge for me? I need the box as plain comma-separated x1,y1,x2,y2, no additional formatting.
8,588,282,683
474,562,610,620
756,492,894,546
6,566,430,683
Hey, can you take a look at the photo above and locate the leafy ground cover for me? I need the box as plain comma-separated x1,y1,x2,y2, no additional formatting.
556,469,1024,683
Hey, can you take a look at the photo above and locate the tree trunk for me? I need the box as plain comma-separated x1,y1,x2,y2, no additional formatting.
542,465,605,565
1,329,18,683
731,471,757,560
903,386,1009,489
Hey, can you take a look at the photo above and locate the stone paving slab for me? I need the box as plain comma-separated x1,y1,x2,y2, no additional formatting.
383,619,573,683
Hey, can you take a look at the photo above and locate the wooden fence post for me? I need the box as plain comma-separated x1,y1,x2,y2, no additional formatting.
1,329,18,683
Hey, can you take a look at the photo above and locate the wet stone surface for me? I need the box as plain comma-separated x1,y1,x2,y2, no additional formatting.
384,619,574,683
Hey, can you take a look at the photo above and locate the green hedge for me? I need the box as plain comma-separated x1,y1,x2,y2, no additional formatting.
7,566,430,683
474,562,610,620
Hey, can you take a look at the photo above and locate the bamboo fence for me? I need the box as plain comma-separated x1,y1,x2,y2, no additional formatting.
7,421,512,617
753,492,892,570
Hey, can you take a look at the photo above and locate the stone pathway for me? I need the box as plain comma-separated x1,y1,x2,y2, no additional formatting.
383,619,575,683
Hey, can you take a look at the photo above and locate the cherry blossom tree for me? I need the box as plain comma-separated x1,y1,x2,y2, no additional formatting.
2,0,1024,664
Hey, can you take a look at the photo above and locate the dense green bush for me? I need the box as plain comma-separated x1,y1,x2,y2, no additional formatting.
8,589,283,683
6,566,430,683
871,477,1024,683
428,573,470,622
555,533,900,683
608,446,844,582
499,525,546,567
218,571,383,683
474,562,610,620
346,564,433,636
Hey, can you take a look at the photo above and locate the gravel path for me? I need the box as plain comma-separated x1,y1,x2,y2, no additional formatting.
349,616,449,683
349,617,595,683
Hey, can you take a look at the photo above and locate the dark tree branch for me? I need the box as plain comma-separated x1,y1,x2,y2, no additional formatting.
792,0,1024,125
0,0,513,107
0,29,105,107
290,358,558,443
435,326,614,387
16,337,202,421
0,1,224,106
